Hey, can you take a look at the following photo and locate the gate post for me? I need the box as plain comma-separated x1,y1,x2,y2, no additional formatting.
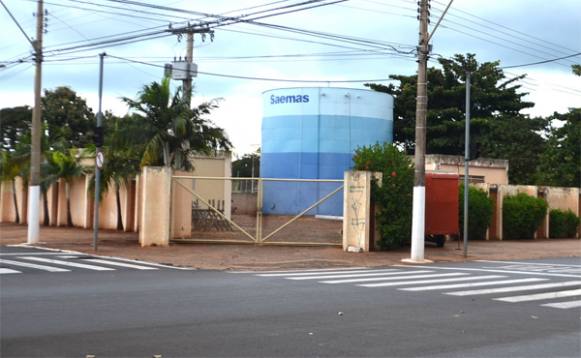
343,171,373,252
139,166,172,247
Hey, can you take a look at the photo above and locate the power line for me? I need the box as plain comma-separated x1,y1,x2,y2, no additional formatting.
429,6,577,67
501,52,581,69
431,0,580,55
106,54,398,83
0,0,35,48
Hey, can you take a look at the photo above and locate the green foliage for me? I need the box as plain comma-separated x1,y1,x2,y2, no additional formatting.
123,77,231,170
573,64,581,76
459,185,493,240
0,106,31,151
477,115,547,185
535,108,580,188
549,209,579,238
232,152,260,177
366,53,534,155
353,143,414,249
366,53,548,184
42,87,95,149
502,193,548,239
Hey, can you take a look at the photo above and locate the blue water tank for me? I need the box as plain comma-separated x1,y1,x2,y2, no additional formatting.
261,87,394,216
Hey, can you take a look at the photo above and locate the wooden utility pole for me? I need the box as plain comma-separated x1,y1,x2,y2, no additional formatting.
183,31,194,105
405,0,430,263
27,0,44,244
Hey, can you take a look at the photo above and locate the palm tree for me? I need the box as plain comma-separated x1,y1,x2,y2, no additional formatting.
88,114,144,230
44,150,86,226
122,77,231,170
0,151,28,223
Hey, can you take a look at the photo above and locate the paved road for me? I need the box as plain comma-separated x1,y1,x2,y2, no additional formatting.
1,246,580,357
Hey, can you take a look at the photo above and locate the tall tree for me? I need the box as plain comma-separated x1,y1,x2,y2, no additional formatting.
535,108,580,188
366,53,545,184
0,106,32,151
122,78,231,170
42,86,95,150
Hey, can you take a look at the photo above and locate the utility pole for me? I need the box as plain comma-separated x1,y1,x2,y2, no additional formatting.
27,0,44,244
183,31,194,105
92,53,106,251
463,71,471,258
404,0,431,263
169,24,212,106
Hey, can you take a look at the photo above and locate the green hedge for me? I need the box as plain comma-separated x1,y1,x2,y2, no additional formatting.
503,193,548,239
353,143,414,250
459,185,493,240
549,209,579,238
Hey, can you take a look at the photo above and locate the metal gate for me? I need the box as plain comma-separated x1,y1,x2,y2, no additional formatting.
171,175,344,246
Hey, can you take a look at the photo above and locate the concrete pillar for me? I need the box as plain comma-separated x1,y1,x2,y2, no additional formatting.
343,171,373,252
139,166,172,247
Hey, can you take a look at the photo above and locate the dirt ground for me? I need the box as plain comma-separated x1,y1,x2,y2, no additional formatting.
188,214,342,244
1,223,580,270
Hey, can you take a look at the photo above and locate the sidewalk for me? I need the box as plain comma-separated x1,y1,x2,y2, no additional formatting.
1,223,580,270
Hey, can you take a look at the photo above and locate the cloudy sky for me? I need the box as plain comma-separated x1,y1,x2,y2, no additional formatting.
1,0,579,156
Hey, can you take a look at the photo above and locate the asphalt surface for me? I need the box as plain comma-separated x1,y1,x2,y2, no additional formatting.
1,246,580,357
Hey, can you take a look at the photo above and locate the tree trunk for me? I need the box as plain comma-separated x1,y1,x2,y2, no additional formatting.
11,179,20,224
42,190,49,226
115,182,124,231
163,142,170,167
65,182,72,227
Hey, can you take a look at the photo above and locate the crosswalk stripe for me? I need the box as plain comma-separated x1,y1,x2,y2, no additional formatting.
446,280,581,296
82,258,159,270
286,270,425,281
258,269,400,277
399,278,548,292
237,267,369,274
319,271,448,284
0,268,21,274
541,300,581,309
18,257,116,271
0,259,70,272
359,275,505,288
357,275,505,287
495,289,581,303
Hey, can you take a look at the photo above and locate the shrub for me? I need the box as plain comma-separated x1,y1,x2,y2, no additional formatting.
503,193,547,239
459,185,493,240
353,143,414,249
549,209,579,238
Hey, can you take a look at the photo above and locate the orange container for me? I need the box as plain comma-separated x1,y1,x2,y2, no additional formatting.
425,173,460,236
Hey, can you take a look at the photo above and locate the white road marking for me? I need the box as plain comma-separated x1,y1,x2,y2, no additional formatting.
0,259,70,272
0,268,21,274
82,258,159,270
360,275,505,288
258,269,399,277
394,264,581,278
0,252,74,256
446,281,581,296
541,300,581,309
7,245,193,270
319,271,450,284
233,267,368,274
495,289,581,303
18,257,115,271
399,278,548,291
476,260,581,268
286,270,425,280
